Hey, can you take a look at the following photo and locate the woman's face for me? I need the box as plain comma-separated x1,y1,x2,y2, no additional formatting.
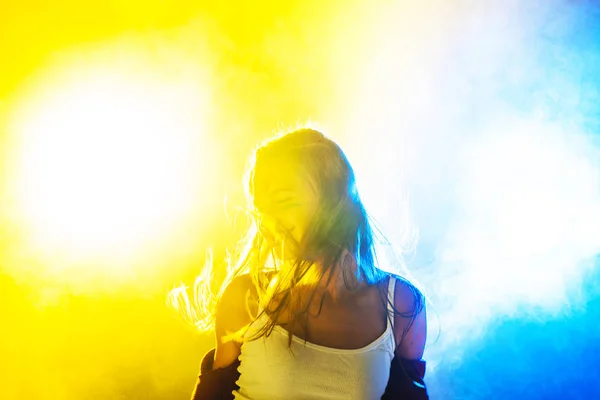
253,161,320,260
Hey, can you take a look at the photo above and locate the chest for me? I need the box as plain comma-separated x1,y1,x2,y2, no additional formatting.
237,320,394,400
280,288,389,350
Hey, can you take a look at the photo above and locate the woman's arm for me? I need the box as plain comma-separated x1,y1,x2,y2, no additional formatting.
380,278,429,399
393,278,427,360
213,274,254,368
190,274,254,400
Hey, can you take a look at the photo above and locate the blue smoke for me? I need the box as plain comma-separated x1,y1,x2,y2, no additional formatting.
342,1,600,398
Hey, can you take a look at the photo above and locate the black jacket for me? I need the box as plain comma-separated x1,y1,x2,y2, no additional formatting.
190,348,429,400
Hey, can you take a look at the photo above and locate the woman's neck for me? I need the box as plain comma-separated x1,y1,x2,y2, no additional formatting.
314,251,366,304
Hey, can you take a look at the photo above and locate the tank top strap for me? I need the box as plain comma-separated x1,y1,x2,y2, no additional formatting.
387,276,396,329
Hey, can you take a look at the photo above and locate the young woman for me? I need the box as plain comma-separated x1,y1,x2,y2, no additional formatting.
176,128,428,399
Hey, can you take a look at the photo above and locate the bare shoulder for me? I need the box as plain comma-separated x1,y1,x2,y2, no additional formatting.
392,276,425,314
390,275,427,360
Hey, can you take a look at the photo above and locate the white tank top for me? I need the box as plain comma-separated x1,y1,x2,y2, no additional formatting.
233,277,397,400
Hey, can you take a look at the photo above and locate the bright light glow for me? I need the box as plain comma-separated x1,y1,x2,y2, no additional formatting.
8,66,212,272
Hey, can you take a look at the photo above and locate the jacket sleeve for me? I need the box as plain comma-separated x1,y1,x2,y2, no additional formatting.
381,356,429,399
190,348,241,400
